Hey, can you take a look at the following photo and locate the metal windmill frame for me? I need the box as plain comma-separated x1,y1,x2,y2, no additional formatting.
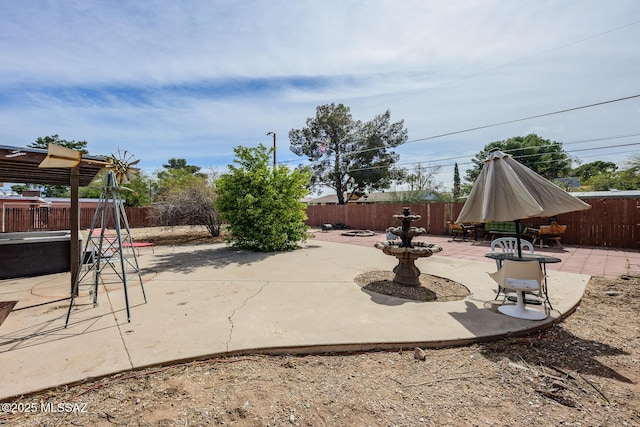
65,170,147,327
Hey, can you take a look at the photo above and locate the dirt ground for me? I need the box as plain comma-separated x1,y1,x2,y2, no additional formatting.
3,227,639,426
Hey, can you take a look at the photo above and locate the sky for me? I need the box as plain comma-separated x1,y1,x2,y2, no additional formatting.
1,1,639,194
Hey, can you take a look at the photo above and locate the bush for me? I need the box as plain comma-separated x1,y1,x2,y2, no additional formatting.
151,182,220,237
216,144,311,251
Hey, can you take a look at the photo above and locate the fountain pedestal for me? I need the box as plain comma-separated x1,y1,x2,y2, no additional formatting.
394,253,421,286
374,207,443,286
375,243,442,286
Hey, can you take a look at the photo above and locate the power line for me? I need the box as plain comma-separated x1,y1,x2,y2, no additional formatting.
562,132,640,146
280,132,640,180
435,148,640,175
281,94,640,163
346,141,640,174
385,132,640,169
385,149,640,181
280,19,640,171
279,94,640,183
279,131,640,167
399,95,640,146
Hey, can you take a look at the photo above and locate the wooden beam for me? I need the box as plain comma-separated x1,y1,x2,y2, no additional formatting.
70,167,80,295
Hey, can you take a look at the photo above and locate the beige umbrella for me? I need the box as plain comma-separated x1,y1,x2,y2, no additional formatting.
457,148,591,256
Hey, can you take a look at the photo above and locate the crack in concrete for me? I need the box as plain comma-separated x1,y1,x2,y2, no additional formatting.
225,282,268,352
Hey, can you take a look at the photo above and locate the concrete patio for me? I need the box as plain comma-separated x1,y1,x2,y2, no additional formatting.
0,234,605,400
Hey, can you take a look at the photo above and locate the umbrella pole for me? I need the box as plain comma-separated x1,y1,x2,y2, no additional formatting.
515,219,523,258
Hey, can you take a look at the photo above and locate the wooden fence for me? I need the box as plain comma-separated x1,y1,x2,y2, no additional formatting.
1,207,156,232
306,199,640,249
3,199,640,249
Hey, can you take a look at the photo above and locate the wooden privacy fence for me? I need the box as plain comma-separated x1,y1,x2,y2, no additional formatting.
305,203,448,235
306,199,640,249
2,207,156,232
3,199,639,249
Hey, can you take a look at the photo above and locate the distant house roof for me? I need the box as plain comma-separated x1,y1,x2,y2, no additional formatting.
304,193,360,205
45,197,103,204
571,190,640,199
0,195,49,204
306,194,341,205
0,195,105,206
304,190,439,205
555,177,581,188
357,190,439,203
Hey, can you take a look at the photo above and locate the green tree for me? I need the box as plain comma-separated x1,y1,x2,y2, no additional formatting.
584,155,640,191
289,103,408,204
388,164,442,203
572,161,618,183
80,170,154,207
156,158,207,200
27,135,90,197
464,134,572,183
452,163,461,200
585,172,618,191
10,184,31,195
619,154,640,189
160,158,203,176
216,144,311,252
120,173,155,207
29,134,89,154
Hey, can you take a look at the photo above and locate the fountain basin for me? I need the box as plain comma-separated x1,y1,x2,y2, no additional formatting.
374,241,442,257
374,241,443,286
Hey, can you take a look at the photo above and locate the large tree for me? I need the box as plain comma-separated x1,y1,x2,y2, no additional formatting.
464,134,572,184
572,161,618,183
289,103,408,204
29,134,89,154
216,144,311,252
582,155,640,191
155,158,207,200
452,162,461,200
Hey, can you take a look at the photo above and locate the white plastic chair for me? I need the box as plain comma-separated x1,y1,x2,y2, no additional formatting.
489,259,547,320
490,237,535,268
491,237,535,300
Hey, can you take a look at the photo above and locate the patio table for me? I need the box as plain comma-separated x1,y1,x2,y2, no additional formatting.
485,252,561,310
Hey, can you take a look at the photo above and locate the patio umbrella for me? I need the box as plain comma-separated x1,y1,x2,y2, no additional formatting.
456,148,591,257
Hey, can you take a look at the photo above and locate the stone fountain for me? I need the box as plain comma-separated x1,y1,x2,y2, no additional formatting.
374,207,443,286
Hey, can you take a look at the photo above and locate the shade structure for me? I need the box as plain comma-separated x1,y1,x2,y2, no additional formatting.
457,149,591,256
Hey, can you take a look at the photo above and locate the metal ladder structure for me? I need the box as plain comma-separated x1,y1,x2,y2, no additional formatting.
65,171,147,327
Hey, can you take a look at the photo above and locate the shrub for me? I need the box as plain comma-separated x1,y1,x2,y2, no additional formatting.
151,181,220,237
216,144,311,251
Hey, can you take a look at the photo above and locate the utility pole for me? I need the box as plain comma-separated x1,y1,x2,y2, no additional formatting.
266,132,276,168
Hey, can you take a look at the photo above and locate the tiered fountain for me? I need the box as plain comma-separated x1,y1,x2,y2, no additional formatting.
374,207,443,286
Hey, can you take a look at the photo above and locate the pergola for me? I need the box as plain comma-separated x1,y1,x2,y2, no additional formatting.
0,145,106,291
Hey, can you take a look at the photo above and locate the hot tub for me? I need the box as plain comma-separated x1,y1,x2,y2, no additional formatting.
0,231,81,279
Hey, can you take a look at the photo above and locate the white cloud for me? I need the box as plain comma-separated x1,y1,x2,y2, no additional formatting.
1,0,639,189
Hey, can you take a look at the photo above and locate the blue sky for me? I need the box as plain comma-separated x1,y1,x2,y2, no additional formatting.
1,1,639,192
